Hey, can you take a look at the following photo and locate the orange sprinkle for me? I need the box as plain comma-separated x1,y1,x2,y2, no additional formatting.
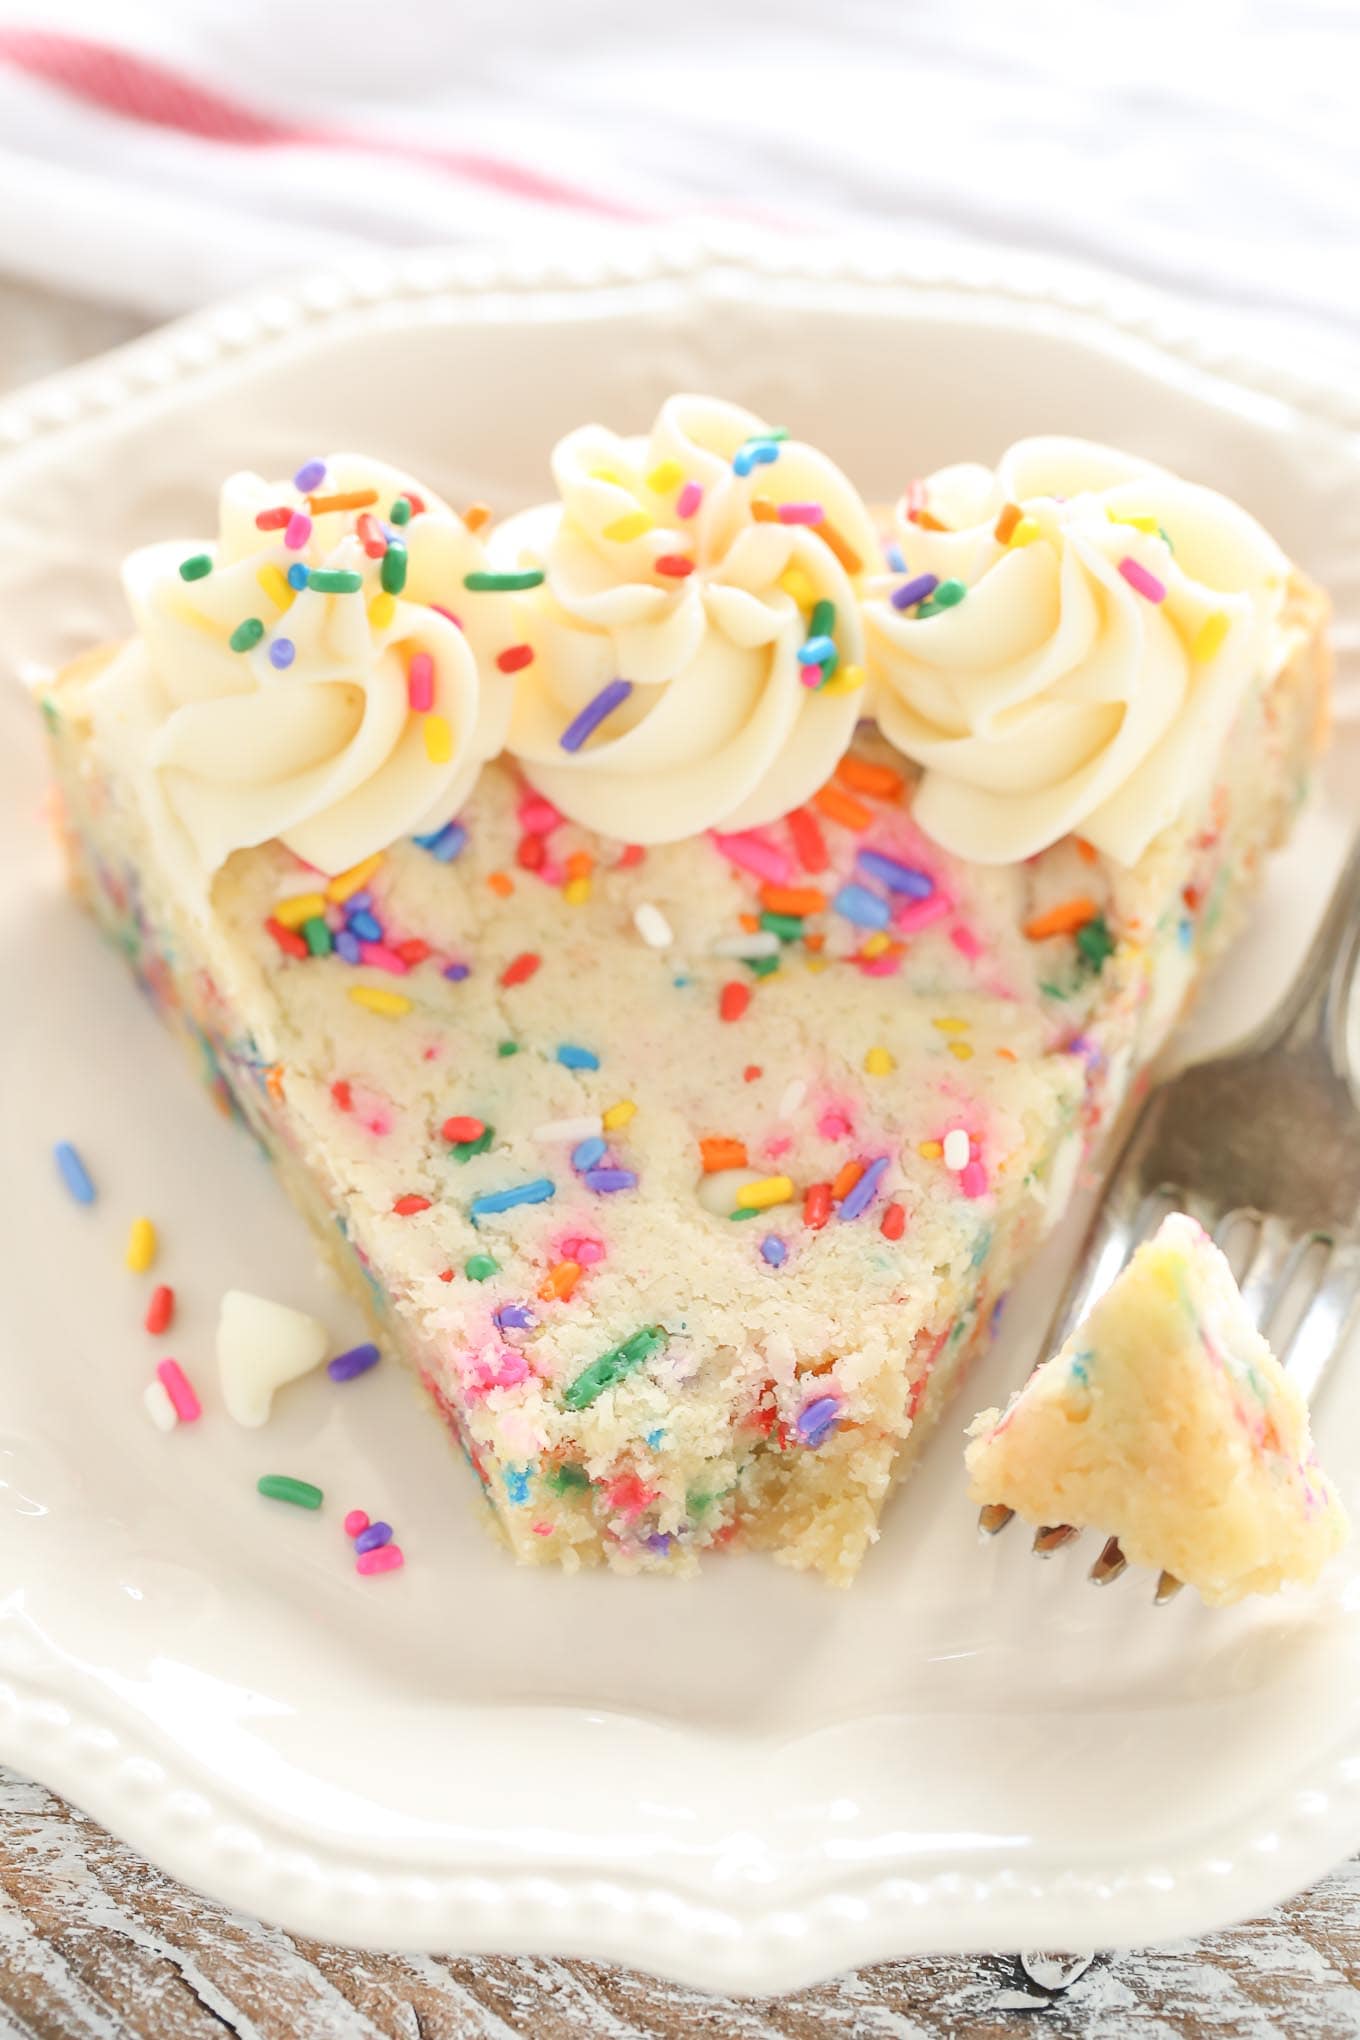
700,1136,749,1174
993,501,1022,544
264,1063,286,1104
814,784,872,831
995,1047,1018,1062
739,912,762,933
565,850,594,881
1073,836,1099,865
908,507,949,532
487,871,514,898
788,806,829,873
750,496,779,523
815,517,863,574
831,1158,865,1202
540,1259,582,1301
836,756,904,800
1023,895,1099,941
803,932,826,953
463,501,493,532
760,884,826,917
307,488,379,515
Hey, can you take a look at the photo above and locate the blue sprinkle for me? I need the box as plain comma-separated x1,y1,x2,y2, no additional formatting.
855,849,934,898
354,1520,393,1553
797,634,837,666
839,1154,889,1221
470,1179,556,1222
796,1395,841,1448
556,1043,600,1071
1178,916,1194,950
327,1341,380,1382
760,1235,788,1267
335,929,362,964
443,961,470,982
644,1427,665,1450
891,571,939,612
347,909,383,941
571,1135,607,1172
286,562,310,591
832,883,890,930
294,458,327,491
559,677,632,755
412,819,467,863
53,1141,95,1206
734,439,781,476
886,543,907,572
583,1167,638,1194
504,1465,532,1506
268,636,295,670
494,1303,536,1330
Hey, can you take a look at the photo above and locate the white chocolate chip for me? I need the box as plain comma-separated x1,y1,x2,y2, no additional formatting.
532,1114,604,1143
217,1289,329,1427
943,1129,970,1172
633,902,673,949
778,1078,807,1120
143,1379,178,1432
711,930,780,959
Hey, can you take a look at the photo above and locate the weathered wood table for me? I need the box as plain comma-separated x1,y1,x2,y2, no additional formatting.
3,278,1358,2039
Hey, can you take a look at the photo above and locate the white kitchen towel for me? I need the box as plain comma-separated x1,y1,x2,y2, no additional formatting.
0,0,1356,386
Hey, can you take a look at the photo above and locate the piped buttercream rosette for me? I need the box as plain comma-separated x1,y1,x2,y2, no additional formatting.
862,438,1291,865
488,395,882,842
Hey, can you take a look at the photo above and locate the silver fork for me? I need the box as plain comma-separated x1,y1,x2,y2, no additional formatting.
981,827,1360,1601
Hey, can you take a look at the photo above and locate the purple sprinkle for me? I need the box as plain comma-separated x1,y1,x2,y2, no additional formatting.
335,929,362,964
559,678,633,754
583,1167,638,1194
268,637,295,670
294,458,326,491
833,882,891,930
494,1303,536,1330
443,961,471,982
572,1135,608,1172
346,889,372,912
856,849,933,898
646,1533,674,1553
796,1395,840,1448
328,1341,380,1382
760,1235,788,1267
354,1520,393,1553
839,1155,889,1221
891,572,939,612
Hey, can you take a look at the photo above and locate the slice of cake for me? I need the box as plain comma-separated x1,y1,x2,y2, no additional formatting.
35,401,1330,1580
966,1214,1349,1603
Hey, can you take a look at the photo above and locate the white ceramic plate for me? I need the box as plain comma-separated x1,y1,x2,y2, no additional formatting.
2,228,1359,1995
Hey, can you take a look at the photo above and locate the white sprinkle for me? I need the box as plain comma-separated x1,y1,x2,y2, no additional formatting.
532,1114,603,1144
711,930,781,959
778,1078,807,1120
633,902,673,949
143,1379,178,1432
943,1128,970,1172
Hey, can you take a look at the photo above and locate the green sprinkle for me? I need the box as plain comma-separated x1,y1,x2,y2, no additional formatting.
932,579,967,609
257,1474,323,1510
179,553,213,581
1039,979,1069,1001
381,543,408,595
39,696,60,732
464,570,545,592
308,568,364,594
808,597,835,638
747,954,781,979
301,914,332,957
1076,915,1115,973
389,496,413,526
686,1489,715,1517
229,617,264,652
497,1040,520,1058
464,1253,499,1281
728,1206,764,1221
759,910,804,943
451,1125,494,1163
562,1326,667,1411
546,1463,591,1493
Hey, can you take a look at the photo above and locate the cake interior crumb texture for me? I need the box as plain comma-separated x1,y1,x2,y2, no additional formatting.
965,1212,1349,1603
41,576,1328,1581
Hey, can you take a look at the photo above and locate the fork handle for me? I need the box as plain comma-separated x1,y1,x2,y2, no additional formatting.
1266,826,1360,1070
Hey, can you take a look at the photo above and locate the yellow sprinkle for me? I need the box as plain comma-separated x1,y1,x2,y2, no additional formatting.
735,1174,796,1212
1008,516,1041,546
646,458,683,494
168,601,220,637
1107,508,1161,534
603,510,653,543
820,664,866,696
947,1040,975,1061
368,592,397,630
564,876,592,906
326,852,384,904
779,565,817,608
274,891,327,928
932,1016,970,1034
918,1140,943,1160
590,465,624,485
257,563,295,612
125,1217,157,1274
864,1046,895,1076
602,1099,637,1131
805,956,829,974
1193,610,1231,662
349,985,412,1018
860,932,892,959
423,714,452,764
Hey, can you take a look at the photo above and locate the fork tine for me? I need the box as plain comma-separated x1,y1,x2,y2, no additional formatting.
1276,1231,1360,1405
1089,1536,1127,1585
1237,1215,1299,1334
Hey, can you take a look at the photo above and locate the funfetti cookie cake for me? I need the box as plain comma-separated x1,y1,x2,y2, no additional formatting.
35,396,1330,1581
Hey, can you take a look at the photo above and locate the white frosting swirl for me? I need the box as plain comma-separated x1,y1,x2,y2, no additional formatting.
862,438,1291,865
489,395,880,841
92,455,514,884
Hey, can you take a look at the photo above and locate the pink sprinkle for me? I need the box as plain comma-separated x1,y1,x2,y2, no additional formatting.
155,1358,201,1423
895,892,951,934
344,1508,370,1538
860,953,903,978
778,502,823,525
429,603,464,630
960,1161,989,1199
711,830,794,887
284,510,312,550
540,860,566,886
1118,555,1166,603
357,1544,404,1576
407,651,435,712
676,480,703,518
765,1133,793,1158
818,1110,853,1141
562,1235,605,1265
359,941,409,975
949,922,984,960
518,794,561,835
531,1521,555,1536
799,664,823,689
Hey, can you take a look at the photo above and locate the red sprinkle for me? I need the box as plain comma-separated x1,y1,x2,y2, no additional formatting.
497,643,535,673
144,1284,174,1335
516,833,546,871
803,1182,832,1230
615,844,646,869
719,981,751,1023
438,1268,455,1283
501,951,541,988
654,554,695,577
442,1115,485,1144
880,1201,906,1241
254,506,292,530
788,806,829,873
331,1078,353,1112
265,916,308,959
356,512,387,558
744,1064,763,1082
393,1194,432,1216
397,938,430,965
